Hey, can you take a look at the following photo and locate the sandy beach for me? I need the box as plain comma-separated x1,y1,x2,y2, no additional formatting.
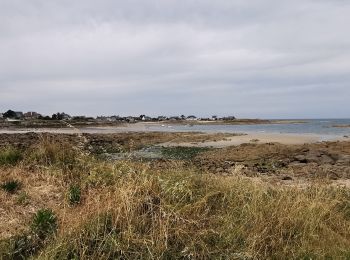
161,133,325,148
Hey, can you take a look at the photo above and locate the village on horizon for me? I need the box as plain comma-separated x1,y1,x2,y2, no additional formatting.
0,109,237,123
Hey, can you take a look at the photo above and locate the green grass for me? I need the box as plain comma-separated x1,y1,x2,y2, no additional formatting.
1,180,21,194
68,184,81,205
0,147,22,166
31,209,57,240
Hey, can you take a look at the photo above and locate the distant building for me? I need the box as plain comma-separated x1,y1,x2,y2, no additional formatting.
15,111,24,119
106,117,116,122
24,111,41,119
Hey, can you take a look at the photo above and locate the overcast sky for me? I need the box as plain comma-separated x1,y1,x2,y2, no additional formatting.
0,0,349,118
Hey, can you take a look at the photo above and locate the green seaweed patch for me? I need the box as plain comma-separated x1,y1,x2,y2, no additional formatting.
161,146,211,160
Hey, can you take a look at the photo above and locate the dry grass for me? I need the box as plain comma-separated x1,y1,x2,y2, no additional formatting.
0,139,350,259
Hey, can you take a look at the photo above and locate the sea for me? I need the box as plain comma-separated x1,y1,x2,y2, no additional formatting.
1,119,350,140
145,119,350,139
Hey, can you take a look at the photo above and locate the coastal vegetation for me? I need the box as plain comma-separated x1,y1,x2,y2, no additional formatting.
0,134,349,259
0,147,23,166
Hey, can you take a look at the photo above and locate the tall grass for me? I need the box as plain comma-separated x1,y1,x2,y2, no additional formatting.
35,168,350,259
25,137,79,168
1,138,350,259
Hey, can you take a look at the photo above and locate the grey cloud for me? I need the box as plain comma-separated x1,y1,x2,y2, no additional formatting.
0,0,349,118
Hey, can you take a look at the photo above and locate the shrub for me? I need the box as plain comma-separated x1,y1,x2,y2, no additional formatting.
1,180,21,194
0,147,22,166
31,209,57,239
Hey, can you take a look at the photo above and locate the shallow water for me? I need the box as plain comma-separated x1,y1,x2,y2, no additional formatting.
146,119,350,138
0,119,350,140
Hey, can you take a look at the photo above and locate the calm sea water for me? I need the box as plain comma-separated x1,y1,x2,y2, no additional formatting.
146,119,350,138
1,119,350,139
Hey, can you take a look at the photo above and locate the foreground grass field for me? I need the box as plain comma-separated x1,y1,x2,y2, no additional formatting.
0,137,350,259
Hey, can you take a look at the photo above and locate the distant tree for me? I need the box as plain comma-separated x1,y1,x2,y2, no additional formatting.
52,113,58,120
39,115,51,120
3,110,17,119
52,113,63,120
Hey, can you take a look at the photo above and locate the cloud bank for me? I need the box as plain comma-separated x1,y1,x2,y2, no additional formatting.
1,0,350,118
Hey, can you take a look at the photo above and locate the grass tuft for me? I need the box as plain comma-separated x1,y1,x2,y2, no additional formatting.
31,209,57,240
1,180,21,194
68,184,81,205
0,147,22,166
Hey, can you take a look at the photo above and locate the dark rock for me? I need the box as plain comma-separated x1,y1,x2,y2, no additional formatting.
282,176,293,181
328,172,340,180
294,155,307,163
216,167,224,173
289,162,307,167
319,154,335,165
337,155,350,165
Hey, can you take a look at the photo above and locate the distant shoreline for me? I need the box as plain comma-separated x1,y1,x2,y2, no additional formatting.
0,118,308,130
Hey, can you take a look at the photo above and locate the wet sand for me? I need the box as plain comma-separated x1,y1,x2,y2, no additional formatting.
160,133,330,148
